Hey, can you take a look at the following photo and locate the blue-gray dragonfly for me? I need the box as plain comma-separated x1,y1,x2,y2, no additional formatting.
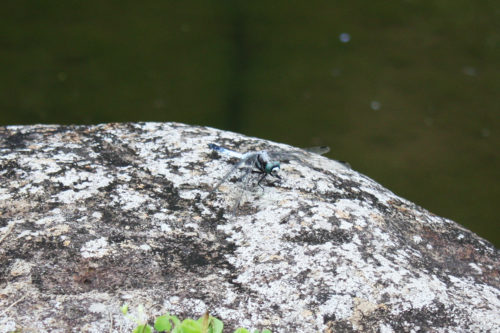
207,143,329,211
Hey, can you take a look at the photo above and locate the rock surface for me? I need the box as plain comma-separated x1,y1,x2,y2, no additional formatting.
0,122,498,333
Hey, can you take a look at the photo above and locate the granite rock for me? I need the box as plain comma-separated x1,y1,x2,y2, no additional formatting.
0,122,498,332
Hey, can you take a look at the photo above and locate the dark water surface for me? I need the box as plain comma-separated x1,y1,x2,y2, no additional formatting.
1,1,498,246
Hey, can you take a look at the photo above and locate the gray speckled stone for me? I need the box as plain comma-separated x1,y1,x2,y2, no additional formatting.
0,122,498,332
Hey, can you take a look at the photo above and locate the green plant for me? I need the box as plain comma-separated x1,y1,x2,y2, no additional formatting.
121,304,271,333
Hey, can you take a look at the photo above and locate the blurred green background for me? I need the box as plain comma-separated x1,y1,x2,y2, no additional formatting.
1,1,498,247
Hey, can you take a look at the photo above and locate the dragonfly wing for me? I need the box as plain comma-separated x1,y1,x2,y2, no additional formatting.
231,166,253,214
267,150,318,169
267,146,329,160
209,153,260,194
303,146,330,155
208,143,244,159
209,158,246,194
266,150,302,161
303,146,350,168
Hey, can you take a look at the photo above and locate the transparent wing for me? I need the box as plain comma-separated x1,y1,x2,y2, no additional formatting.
300,146,352,169
266,150,302,160
270,147,351,170
266,150,316,169
209,159,246,194
209,153,260,194
303,146,330,155
208,143,244,159
231,166,254,214
267,146,329,160
266,146,329,170
303,146,350,168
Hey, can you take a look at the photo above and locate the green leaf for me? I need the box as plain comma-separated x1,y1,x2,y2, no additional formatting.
154,315,172,332
233,329,249,333
261,330,272,333
198,312,210,332
210,317,223,333
133,324,152,333
169,314,181,327
179,318,202,333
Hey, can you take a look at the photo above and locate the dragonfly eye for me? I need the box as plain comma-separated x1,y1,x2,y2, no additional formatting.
265,161,280,174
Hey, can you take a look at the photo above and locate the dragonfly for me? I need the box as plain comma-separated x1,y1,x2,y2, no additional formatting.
207,143,330,211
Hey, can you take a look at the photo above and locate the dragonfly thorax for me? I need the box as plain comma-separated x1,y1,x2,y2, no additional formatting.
256,153,280,175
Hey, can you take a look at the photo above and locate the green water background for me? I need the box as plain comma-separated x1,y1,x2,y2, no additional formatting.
1,1,498,246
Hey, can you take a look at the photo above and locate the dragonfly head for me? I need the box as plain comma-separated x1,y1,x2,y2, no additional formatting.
265,161,281,178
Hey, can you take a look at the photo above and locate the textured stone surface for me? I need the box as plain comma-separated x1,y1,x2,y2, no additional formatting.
0,122,498,332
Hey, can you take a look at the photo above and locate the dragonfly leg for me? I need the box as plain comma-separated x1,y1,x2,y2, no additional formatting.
257,173,268,190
